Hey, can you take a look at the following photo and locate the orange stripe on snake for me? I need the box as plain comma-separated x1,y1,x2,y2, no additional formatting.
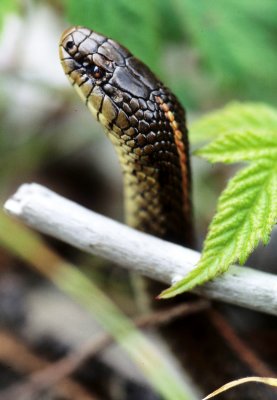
155,95,190,216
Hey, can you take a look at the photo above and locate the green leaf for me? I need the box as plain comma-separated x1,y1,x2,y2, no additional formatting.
161,159,277,298
190,102,277,142
161,102,277,298
196,129,277,163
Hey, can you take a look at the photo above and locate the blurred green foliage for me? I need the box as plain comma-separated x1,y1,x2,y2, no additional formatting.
0,0,275,220
0,0,276,230
174,0,277,102
0,4,276,394
1,0,276,107
63,0,161,71
62,0,277,106
0,0,16,29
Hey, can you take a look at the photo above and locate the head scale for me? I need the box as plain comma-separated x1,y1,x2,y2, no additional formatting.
59,26,158,133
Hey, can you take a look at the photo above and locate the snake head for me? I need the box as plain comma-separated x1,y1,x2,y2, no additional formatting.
59,26,158,133
59,27,119,87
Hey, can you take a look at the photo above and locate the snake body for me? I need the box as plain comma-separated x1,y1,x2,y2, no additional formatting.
59,27,275,399
59,26,193,247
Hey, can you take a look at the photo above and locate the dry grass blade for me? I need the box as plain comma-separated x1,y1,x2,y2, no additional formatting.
0,301,209,400
202,376,277,399
0,211,195,400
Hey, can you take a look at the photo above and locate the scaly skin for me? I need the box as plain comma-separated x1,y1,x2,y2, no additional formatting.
59,26,193,247
59,27,276,399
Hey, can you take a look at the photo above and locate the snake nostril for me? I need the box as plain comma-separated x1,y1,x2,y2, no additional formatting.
65,40,74,50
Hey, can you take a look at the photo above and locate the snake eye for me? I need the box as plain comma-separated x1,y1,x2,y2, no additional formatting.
87,64,105,80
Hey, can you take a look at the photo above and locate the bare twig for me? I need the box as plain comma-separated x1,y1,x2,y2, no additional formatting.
0,301,208,400
4,183,277,316
0,331,99,400
209,310,276,378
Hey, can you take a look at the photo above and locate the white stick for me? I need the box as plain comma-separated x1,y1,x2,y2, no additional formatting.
4,183,277,316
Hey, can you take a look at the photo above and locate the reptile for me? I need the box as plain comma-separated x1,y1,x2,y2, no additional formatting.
59,26,193,248
59,26,276,399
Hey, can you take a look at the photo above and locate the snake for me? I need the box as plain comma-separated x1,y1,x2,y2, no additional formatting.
59,27,275,399
59,26,194,249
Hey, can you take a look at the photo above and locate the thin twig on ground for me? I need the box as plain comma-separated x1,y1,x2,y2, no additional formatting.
209,309,276,378
0,300,209,400
0,331,99,400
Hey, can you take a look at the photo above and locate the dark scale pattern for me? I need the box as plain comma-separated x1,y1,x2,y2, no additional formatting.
113,101,186,243
59,28,277,400
59,26,192,246
112,83,193,246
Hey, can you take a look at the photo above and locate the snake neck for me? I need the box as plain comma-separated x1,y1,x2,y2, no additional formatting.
59,27,193,247
106,87,194,248
59,29,276,399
